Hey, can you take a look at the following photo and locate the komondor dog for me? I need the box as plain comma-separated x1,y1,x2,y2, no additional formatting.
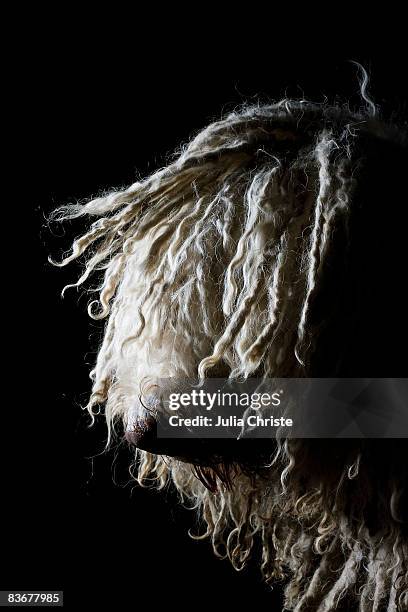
51,76,407,610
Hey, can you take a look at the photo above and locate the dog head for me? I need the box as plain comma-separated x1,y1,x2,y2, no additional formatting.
51,99,407,610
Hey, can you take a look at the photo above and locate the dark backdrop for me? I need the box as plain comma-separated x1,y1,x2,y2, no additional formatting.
3,35,407,611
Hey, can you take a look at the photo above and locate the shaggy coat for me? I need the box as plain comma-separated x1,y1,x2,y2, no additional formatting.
52,96,407,611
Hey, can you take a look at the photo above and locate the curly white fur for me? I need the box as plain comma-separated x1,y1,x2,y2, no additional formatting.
51,92,407,611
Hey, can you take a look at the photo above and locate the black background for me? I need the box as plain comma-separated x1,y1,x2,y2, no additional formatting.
3,24,407,612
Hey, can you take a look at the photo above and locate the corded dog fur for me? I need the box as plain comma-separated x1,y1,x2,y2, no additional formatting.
51,77,408,610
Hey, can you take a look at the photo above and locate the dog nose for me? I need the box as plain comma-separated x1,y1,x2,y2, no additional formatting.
126,413,199,458
125,414,157,448
125,414,221,462
125,414,177,455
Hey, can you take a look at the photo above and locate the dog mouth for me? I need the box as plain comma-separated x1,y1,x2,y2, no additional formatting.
125,415,237,466
125,414,275,469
